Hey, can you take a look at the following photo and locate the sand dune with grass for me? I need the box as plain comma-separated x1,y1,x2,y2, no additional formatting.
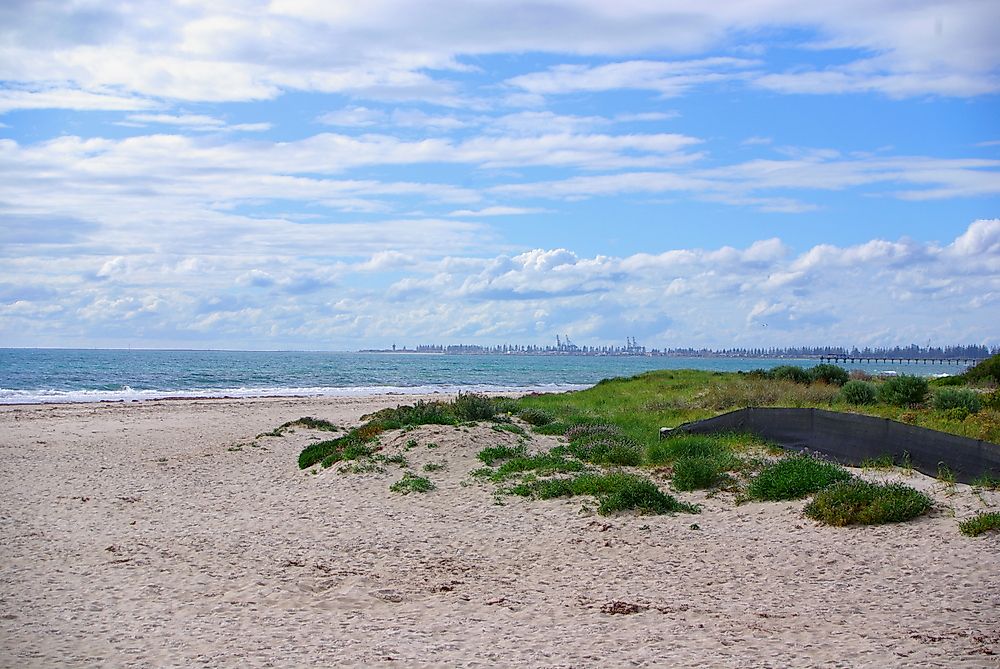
1,396,998,667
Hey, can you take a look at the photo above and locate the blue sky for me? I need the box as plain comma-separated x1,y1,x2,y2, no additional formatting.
1,1,998,350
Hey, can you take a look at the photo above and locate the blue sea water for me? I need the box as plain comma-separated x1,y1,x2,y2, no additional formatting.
0,348,970,404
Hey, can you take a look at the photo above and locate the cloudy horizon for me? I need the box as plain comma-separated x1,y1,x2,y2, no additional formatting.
1,1,998,350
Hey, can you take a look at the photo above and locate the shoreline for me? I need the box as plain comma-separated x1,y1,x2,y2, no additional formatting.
2,395,998,667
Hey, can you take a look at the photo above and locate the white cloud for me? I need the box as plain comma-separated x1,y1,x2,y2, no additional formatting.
506,58,758,97
447,206,547,217
0,1,995,112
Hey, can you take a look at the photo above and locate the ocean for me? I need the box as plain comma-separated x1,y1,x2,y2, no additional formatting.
0,348,971,404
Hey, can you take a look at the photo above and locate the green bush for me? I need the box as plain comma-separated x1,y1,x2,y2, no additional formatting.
477,443,527,465
958,511,1000,537
878,375,929,406
962,354,1000,384
839,380,877,405
672,455,732,491
932,388,982,414
804,480,932,526
747,455,852,501
809,364,849,386
769,365,812,384
452,392,498,420
566,438,643,466
518,407,554,426
647,434,733,465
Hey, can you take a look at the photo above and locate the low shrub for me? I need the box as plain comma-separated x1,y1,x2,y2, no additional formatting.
769,365,812,384
452,392,497,421
481,450,588,481
518,407,554,426
747,455,852,501
804,480,932,526
477,443,528,465
564,423,624,441
389,473,435,494
566,438,643,466
809,364,849,386
962,354,1000,385
512,472,700,515
932,388,982,414
299,433,377,469
672,455,733,491
839,380,877,405
878,375,929,406
958,511,1000,537
648,434,731,464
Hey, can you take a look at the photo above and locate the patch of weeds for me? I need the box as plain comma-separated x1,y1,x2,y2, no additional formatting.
971,473,1000,490
937,463,958,495
404,439,418,451
672,455,735,491
477,443,528,466
518,408,554,426
958,512,1000,537
566,437,643,466
647,434,732,465
481,449,588,482
259,416,340,438
423,462,445,472
452,392,498,421
373,453,408,467
515,472,699,516
532,421,570,435
899,451,913,476
426,442,439,449
320,440,378,468
491,422,527,437
804,479,933,526
747,455,852,501
389,472,435,494
339,459,387,475
860,454,895,470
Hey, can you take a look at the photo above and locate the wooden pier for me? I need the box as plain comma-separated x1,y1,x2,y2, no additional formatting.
817,355,981,366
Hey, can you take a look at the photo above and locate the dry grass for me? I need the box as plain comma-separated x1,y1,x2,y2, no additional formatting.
692,378,841,411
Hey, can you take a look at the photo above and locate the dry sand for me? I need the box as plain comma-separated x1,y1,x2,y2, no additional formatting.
1,396,998,668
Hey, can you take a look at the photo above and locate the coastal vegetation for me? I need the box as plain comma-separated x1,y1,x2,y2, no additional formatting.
278,357,998,529
803,480,933,526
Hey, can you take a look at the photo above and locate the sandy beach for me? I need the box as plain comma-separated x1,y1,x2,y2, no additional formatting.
1,396,998,668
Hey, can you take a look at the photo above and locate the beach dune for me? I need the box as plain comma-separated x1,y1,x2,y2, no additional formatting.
1,396,998,667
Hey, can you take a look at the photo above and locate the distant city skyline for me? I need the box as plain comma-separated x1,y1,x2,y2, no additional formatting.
1,2,998,350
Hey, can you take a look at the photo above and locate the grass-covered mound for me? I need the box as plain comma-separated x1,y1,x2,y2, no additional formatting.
515,368,1000,444
803,480,933,526
297,393,518,468
747,455,852,501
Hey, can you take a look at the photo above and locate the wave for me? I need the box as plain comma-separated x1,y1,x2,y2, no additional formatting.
0,382,591,405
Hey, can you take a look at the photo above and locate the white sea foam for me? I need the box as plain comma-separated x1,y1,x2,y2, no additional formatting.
0,383,591,405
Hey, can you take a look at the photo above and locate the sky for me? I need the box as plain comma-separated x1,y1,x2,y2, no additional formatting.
1,0,998,351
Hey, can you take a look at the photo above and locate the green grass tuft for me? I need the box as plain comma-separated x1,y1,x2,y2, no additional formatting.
648,434,732,464
671,455,734,491
747,455,852,501
389,472,435,494
958,511,1000,537
804,479,932,526
477,443,528,465
514,472,699,516
518,407,555,426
